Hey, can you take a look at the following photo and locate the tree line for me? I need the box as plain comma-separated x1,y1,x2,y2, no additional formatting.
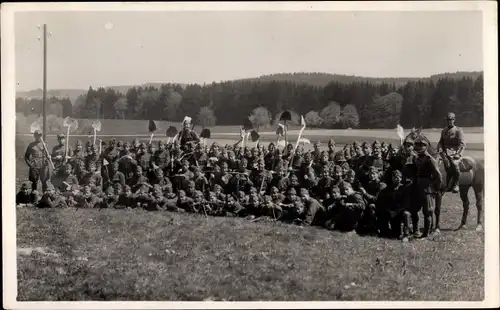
16,73,483,129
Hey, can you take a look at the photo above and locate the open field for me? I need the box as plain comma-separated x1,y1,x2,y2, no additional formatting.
17,201,483,301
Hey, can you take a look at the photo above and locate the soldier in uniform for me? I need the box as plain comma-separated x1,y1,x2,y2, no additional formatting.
436,112,466,193
178,118,200,149
24,130,52,192
414,137,443,238
51,134,69,170
71,140,86,173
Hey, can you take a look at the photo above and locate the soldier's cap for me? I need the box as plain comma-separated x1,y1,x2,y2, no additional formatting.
76,140,83,146
446,112,456,120
65,163,73,170
372,140,381,148
334,152,347,162
414,138,429,146
287,188,297,195
392,170,403,177
57,134,65,140
20,182,30,190
352,141,360,146
33,130,42,136
403,138,414,145
328,139,335,144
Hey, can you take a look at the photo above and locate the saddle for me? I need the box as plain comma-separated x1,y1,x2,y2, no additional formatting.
439,154,476,172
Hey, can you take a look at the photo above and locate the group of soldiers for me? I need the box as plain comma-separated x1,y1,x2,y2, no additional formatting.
18,112,466,242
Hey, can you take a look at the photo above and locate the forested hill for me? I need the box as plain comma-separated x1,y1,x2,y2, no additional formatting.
235,71,484,87
16,71,482,102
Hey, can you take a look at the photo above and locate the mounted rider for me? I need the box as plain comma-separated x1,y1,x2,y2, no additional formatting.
436,112,466,193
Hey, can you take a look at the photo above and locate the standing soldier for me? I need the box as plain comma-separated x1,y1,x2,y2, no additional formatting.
414,137,443,238
24,130,52,192
51,134,69,171
436,112,465,193
178,118,200,149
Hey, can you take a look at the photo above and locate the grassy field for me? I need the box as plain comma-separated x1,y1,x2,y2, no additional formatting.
17,201,483,301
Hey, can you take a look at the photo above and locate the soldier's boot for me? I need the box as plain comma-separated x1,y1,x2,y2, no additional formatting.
449,160,460,193
31,182,38,192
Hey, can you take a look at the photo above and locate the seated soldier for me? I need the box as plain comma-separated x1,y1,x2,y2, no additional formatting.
66,184,82,208
99,186,118,209
129,166,150,193
105,161,126,191
115,185,136,209
191,190,212,215
222,194,247,217
277,188,304,224
299,188,326,226
81,162,103,190
177,189,194,212
192,166,209,192
75,160,88,184
344,169,362,191
144,184,167,212
260,195,281,220
212,184,227,201
377,170,412,241
52,163,79,194
331,165,345,187
358,166,387,235
77,185,100,209
323,185,344,229
330,182,366,233
206,190,225,216
151,167,172,190
135,183,152,209
16,183,39,207
35,183,68,209
314,165,334,201
270,186,285,204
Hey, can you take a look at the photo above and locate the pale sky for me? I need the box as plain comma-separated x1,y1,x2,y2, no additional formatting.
15,10,483,91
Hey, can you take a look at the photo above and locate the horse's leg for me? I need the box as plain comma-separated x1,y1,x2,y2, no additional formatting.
473,184,484,232
457,186,470,230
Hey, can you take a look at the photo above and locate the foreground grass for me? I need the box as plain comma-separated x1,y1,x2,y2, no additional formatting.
17,192,484,301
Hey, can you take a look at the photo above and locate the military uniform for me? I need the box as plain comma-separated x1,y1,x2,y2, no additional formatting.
415,138,443,237
437,115,465,193
51,135,69,171
24,133,51,192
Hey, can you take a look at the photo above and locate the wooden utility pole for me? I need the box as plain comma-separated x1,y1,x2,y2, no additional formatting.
42,24,48,141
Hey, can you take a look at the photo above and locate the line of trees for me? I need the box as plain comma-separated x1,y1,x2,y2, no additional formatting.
15,74,483,129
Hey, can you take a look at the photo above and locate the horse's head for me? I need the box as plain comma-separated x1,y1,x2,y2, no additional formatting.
406,129,438,157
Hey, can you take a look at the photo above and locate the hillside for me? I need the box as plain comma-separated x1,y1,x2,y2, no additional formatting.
16,83,186,103
235,71,483,87
16,71,483,101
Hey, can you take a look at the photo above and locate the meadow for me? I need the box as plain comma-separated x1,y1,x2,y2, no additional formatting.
13,118,485,301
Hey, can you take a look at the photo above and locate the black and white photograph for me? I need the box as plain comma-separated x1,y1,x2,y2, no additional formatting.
2,1,498,308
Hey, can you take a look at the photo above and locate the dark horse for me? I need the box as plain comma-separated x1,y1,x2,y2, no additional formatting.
405,128,484,232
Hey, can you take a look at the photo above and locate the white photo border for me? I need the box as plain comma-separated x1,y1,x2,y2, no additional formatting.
2,1,498,309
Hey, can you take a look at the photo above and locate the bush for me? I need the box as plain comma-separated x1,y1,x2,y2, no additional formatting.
304,110,323,127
